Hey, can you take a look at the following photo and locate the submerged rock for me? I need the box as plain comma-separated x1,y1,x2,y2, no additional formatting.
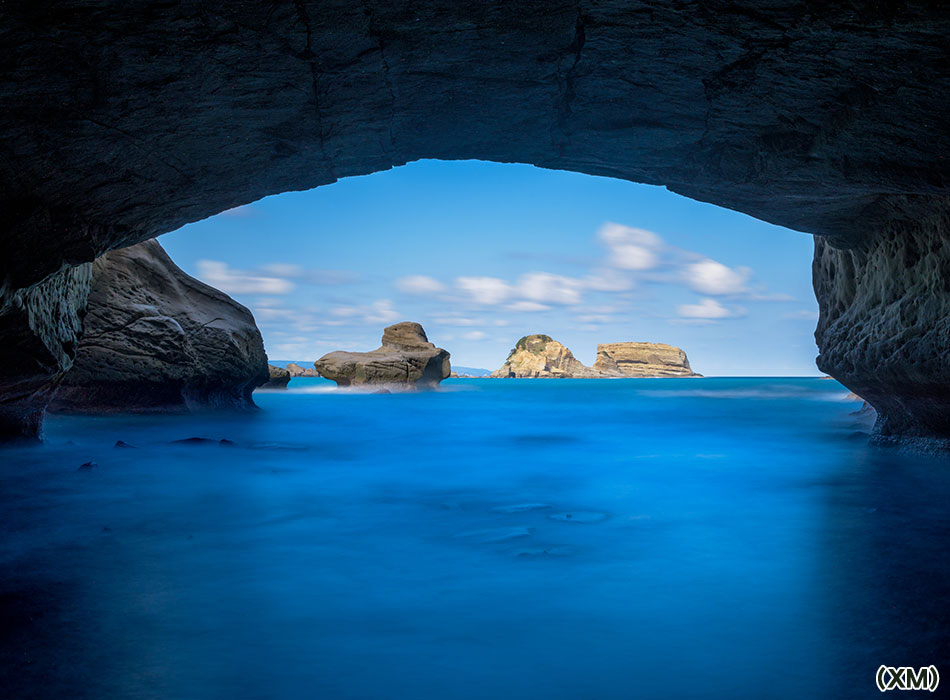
114,440,136,449
489,335,613,378
77,461,97,471
50,240,268,413
261,364,291,389
314,322,450,388
593,342,702,378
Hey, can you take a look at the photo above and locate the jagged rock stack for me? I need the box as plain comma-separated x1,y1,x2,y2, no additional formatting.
490,335,701,378
314,322,451,389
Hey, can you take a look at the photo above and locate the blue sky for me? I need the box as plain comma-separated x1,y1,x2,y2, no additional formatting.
160,159,820,375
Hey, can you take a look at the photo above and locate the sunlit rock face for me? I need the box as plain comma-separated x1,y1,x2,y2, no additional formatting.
315,322,450,388
50,240,268,413
593,343,701,378
0,3,947,438
814,205,950,441
490,335,612,378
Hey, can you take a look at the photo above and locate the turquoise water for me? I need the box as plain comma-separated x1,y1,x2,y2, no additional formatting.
1,378,948,699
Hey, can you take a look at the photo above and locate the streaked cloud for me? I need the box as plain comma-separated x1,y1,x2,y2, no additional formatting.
197,260,294,295
677,297,742,319
395,275,446,295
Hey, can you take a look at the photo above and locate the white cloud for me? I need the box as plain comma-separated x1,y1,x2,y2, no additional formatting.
456,276,513,305
395,275,446,295
517,272,583,305
598,222,664,271
197,260,294,295
677,298,739,319
462,330,488,340
683,259,751,296
508,301,551,312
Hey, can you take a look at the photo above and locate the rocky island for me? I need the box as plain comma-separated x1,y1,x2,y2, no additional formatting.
262,365,291,389
490,335,611,378
490,335,701,378
593,342,701,378
314,322,450,389
286,363,320,378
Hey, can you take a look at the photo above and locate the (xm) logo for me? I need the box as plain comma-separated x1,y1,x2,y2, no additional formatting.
876,665,939,692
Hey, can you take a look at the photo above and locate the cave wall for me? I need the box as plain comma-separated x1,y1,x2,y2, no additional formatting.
0,1,948,439
814,198,950,439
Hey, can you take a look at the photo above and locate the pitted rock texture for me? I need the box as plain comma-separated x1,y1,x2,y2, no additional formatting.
50,240,268,413
0,3,948,438
814,208,950,440
314,322,450,388
490,335,612,379
593,342,701,377
0,263,92,439
262,364,291,389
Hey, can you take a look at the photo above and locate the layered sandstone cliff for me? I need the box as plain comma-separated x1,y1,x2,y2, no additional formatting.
50,240,269,412
314,322,450,388
593,342,701,378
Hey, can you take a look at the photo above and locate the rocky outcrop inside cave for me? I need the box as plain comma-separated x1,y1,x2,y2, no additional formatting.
490,335,613,378
261,364,291,389
286,363,320,378
50,240,268,412
593,342,701,378
814,208,950,442
0,264,93,439
0,4,948,440
314,322,450,389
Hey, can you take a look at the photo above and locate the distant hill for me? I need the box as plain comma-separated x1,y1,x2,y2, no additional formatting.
453,366,492,377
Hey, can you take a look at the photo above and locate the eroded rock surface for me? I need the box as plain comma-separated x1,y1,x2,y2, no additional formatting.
814,208,950,441
50,240,268,412
593,342,701,378
490,335,612,378
0,264,92,439
314,322,450,388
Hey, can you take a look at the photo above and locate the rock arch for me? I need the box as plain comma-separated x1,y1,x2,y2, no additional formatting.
0,2,948,440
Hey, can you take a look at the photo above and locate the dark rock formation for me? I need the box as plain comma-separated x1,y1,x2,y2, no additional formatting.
285,363,320,378
593,342,701,378
262,364,291,389
0,264,92,440
314,322,450,388
50,240,268,413
0,4,948,438
491,335,612,378
814,211,950,441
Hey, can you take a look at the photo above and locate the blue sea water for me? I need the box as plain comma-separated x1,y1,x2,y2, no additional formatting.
1,377,948,699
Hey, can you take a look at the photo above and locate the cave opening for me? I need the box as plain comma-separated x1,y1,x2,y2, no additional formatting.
153,159,820,381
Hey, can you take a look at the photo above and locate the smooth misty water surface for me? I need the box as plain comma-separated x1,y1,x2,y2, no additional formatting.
2,378,948,699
